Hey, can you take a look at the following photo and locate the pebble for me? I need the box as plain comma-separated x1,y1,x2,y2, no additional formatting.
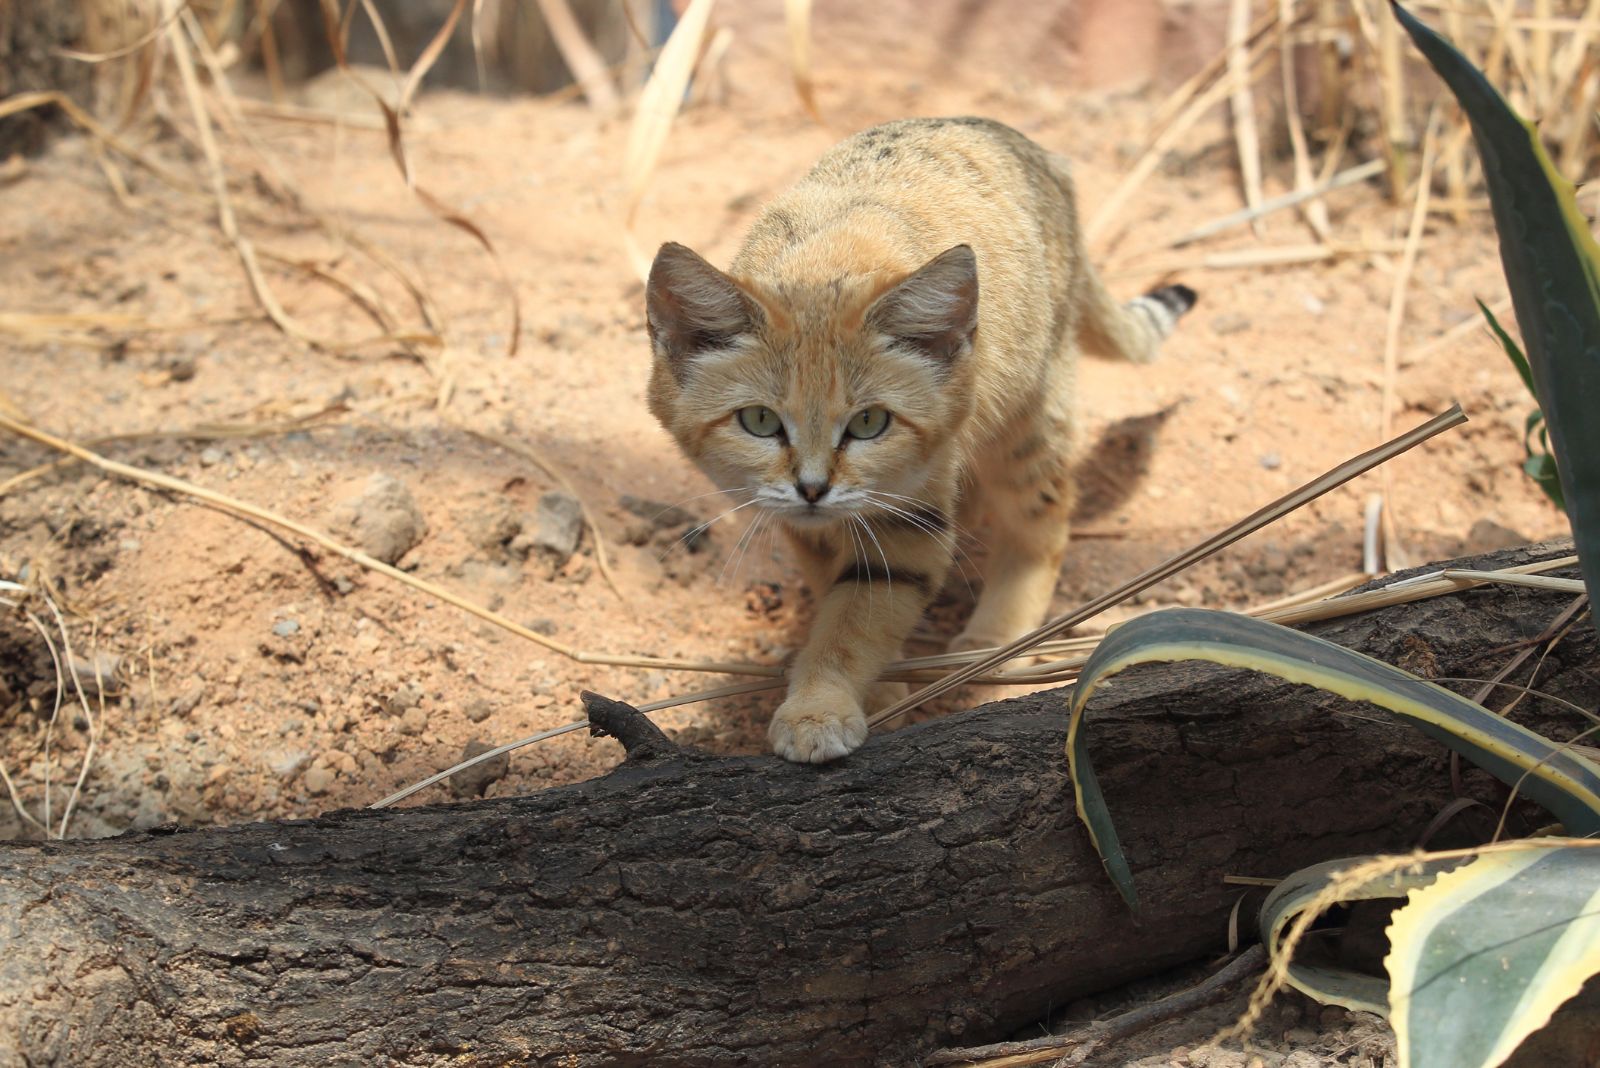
69,651,121,693
449,739,509,798
169,684,205,718
387,681,424,713
1464,517,1530,554
265,746,312,778
521,490,584,564
464,699,494,723
199,446,225,467
272,619,301,638
1280,1052,1323,1068
332,473,428,565
399,707,428,735
1212,313,1252,335
303,766,334,795
1259,452,1282,470
619,494,697,530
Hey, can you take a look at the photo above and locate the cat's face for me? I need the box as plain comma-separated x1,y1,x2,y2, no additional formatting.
645,243,978,527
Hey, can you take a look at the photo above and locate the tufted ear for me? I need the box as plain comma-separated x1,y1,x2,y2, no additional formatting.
864,244,979,362
646,243,761,378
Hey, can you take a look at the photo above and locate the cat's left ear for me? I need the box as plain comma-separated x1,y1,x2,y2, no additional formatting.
865,244,978,362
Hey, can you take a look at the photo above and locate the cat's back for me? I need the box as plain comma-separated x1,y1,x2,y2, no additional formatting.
732,117,1077,285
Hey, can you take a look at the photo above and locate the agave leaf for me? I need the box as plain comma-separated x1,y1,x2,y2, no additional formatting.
1066,608,1600,907
1479,299,1536,395
1387,842,1600,1068
1258,855,1462,1015
1394,3,1600,624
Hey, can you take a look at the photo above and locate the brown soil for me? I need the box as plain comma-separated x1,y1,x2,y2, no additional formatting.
0,3,1567,1058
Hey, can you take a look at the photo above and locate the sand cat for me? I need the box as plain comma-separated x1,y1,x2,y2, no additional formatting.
645,117,1194,763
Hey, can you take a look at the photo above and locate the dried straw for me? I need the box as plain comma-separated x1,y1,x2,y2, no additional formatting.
622,0,718,279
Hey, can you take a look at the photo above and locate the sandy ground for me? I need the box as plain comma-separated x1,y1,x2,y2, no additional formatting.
0,3,1571,1062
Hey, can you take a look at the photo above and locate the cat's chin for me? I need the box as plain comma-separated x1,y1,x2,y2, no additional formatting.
771,507,848,531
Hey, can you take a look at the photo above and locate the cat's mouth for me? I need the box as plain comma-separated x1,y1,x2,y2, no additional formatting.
772,502,847,528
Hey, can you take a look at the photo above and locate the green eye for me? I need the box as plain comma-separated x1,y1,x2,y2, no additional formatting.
845,406,891,440
737,405,783,438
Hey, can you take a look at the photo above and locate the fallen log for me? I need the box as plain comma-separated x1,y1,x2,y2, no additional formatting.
0,543,1590,1067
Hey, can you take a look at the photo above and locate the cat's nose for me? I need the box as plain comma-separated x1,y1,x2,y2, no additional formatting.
795,479,831,503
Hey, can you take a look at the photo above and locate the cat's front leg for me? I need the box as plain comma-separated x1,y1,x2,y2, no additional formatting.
772,518,952,763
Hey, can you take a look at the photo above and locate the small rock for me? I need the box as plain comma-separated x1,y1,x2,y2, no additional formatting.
332,473,428,565
166,355,198,382
169,685,205,718
205,764,231,787
619,494,697,530
1301,292,1326,316
1280,1053,1323,1068
265,746,312,778
1282,1029,1320,1046
303,766,335,795
272,619,301,638
118,538,141,553
464,699,493,723
1212,313,1252,335
1259,452,1282,470
399,707,428,735
386,681,424,714
199,446,225,467
520,491,583,564
69,651,121,694
1464,517,1530,555
449,739,509,798
332,576,355,595
621,519,655,546
463,503,522,554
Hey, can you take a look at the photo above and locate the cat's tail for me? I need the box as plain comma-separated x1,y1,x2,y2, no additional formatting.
1076,270,1197,365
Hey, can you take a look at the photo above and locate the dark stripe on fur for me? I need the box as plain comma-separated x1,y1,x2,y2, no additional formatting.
834,562,932,596
1146,283,1197,317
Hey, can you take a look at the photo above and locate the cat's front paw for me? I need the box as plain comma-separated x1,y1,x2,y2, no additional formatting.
769,691,867,763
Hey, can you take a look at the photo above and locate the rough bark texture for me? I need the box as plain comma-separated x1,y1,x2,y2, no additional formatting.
0,544,1591,1067
0,0,93,156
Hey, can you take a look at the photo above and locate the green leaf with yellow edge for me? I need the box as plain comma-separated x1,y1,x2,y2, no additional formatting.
1394,2,1600,625
1386,841,1600,1068
1258,855,1463,1016
1066,608,1600,908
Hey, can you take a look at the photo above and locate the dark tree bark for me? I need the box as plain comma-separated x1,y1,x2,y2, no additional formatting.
0,1,93,156
0,544,1590,1068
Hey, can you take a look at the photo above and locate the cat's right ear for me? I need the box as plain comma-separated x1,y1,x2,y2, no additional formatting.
646,243,760,379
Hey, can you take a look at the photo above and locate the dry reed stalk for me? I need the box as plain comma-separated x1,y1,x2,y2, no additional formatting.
0,413,765,675
1108,237,1407,279
1089,24,1284,247
1151,5,1281,133
312,0,522,356
1376,108,1441,572
1228,0,1267,234
533,0,622,115
785,0,821,122
374,550,1583,808
622,0,718,280
1278,0,1330,239
868,406,1469,728
53,0,185,62
0,90,194,191
1166,159,1385,247
1374,0,1412,200
231,96,391,130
